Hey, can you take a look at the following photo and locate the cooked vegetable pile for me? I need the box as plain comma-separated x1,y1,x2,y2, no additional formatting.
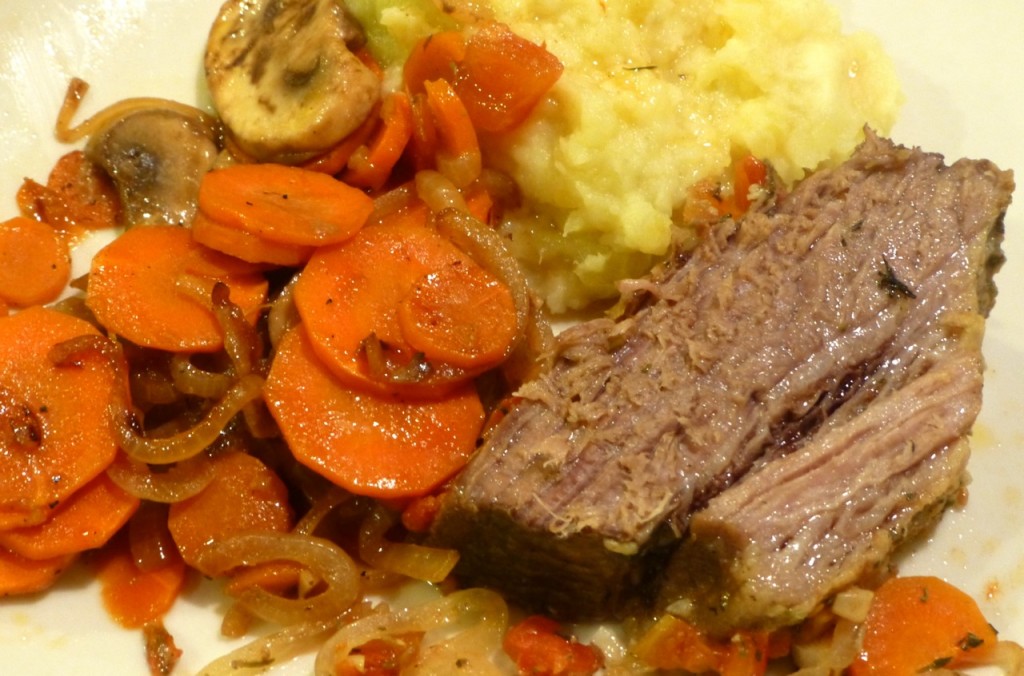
0,0,1020,674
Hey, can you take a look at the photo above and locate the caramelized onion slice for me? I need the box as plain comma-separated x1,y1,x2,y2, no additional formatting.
198,532,361,626
432,207,530,341
415,169,469,214
314,588,510,676
106,449,216,503
114,374,265,465
266,275,301,350
196,617,338,676
293,486,353,537
127,501,180,571
169,353,233,400
56,77,220,144
210,281,263,377
357,505,459,584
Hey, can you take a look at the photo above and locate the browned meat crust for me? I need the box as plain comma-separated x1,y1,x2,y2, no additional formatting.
430,131,1014,627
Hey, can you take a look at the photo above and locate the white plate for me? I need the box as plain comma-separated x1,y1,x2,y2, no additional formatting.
0,1,1022,673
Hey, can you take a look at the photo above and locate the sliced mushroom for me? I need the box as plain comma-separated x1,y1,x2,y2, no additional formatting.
205,0,381,164
85,109,220,227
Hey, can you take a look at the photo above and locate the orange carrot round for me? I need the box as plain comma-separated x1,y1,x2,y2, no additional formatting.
631,614,770,676
166,451,294,575
264,327,485,499
293,209,466,395
0,473,139,560
503,615,604,676
403,30,467,96
423,78,481,187
851,575,999,674
404,22,563,135
192,210,314,266
197,162,374,248
96,532,187,629
86,225,268,353
397,257,518,369
344,91,415,191
301,100,382,176
16,149,120,232
0,216,71,308
454,21,564,133
0,307,125,530
407,92,440,172
0,546,76,597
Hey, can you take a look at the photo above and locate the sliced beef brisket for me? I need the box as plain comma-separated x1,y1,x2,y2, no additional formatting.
430,131,1013,625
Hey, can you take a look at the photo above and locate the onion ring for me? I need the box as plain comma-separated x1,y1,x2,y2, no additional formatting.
169,354,233,400
106,449,216,503
114,373,265,465
432,207,530,344
56,77,221,144
314,588,509,676
196,617,339,676
357,506,459,584
197,532,362,626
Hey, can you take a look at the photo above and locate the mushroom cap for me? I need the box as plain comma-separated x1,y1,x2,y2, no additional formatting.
86,108,220,228
204,0,381,164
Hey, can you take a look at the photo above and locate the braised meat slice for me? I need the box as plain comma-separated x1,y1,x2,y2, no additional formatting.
430,131,1013,623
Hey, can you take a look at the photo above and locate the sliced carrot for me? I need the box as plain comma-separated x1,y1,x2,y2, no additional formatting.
503,615,604,676
407,92,440,172
86,225,268,353
96,532,187,629
166,451,294,575
730,154,768,215
0,216,71,308
0,306,125,529
264,327,485,499
301,100,382,176
293,207,507,395
423,78,481,187
298,48,383,177
0,546,76,597
0,473,139,560
400,494,442,534
454,21,564,134
192,210,314,266
403,30,467,96
344,91,415,191
197,163,374,248
463,182,495,224
396,257,518,369
631,614,770,676
850,575,999,674
404,23,563,135
16,149,120,232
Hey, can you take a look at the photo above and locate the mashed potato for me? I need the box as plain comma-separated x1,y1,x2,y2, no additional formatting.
349,0,903,311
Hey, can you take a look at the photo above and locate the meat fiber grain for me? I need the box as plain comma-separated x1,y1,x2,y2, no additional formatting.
430,132,1013,625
